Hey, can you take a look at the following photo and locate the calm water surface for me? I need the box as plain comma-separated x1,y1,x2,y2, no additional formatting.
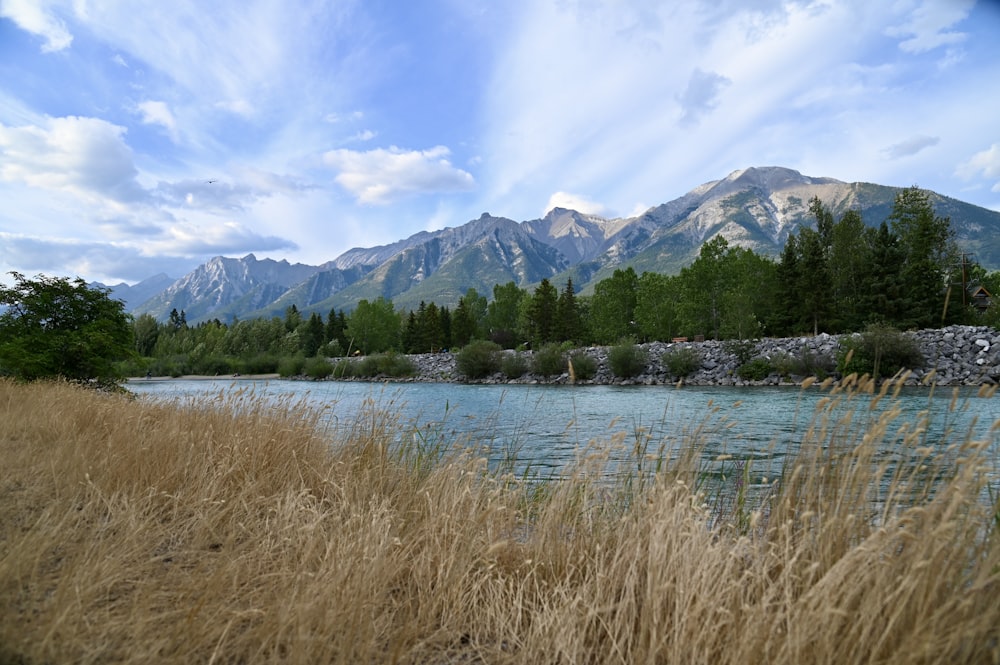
129,378,1000,482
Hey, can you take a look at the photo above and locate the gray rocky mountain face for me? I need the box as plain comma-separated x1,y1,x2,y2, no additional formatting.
118,167,1000,323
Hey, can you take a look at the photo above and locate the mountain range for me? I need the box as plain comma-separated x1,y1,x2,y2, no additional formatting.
106,166,1000,324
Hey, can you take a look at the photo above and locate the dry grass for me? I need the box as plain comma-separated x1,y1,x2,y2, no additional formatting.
1,377,998,664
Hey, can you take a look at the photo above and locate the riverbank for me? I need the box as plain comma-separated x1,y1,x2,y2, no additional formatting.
330,324,1000,387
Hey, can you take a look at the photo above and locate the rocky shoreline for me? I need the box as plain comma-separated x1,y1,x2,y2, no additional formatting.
330,325,1000,387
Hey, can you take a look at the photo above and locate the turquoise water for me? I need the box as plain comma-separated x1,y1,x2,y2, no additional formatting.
128,378,1000,484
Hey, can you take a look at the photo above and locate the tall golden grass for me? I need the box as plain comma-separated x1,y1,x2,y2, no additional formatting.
1,377,998,664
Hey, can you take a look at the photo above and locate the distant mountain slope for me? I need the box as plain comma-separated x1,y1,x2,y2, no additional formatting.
129,167,1000,322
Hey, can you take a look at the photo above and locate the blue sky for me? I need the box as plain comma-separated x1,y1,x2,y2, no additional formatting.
1,0,999,285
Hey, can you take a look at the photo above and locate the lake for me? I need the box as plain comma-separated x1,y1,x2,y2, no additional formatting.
128,378,1000,486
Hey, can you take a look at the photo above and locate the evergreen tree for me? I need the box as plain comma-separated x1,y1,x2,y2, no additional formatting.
889,186,959,328
524,278,559,346
555,278,582,343
301,312,326,356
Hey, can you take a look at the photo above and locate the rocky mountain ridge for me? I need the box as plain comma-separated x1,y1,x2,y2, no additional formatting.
113,167,1000,323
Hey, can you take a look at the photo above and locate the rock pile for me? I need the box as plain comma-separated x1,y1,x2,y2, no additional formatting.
335,325,1000,387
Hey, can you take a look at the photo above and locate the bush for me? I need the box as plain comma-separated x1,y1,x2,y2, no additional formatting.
455,340,502,379
608,339,648,379
662,346,701,378
500,352,529,379
532,343,566,378
278,355,306,378
235,354,280,375
837,323,923,379
303,356,334,379
723,339,758,365
569,351,598,381
355,352,416,378
737,357,773,381
332,359,356,378
771,347,836,379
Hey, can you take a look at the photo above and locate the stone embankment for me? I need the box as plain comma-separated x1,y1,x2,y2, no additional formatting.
339,325,1000,387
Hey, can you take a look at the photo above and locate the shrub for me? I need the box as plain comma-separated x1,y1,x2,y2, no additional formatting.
332,359,356,378
278,355,306,378
235,354,280,375
532,343,566,378
303,356,334,379
772,347,836,379
737,357,773,381
608,339,648,379
569,351,598,381
455,340,502,379
662,346,701,378
355,352,416,378
837,323,923,379
723,339,758,365
500,352,529,379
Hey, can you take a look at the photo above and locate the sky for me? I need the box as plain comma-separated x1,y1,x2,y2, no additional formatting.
1,0,1000,286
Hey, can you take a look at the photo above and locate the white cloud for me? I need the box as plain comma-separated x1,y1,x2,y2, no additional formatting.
882,135,939,159
323,145,475,204
885,0,974,53
0,0,72,52
0,115,146,204
136,100,179,142
154,219,297,255
957,143,1000,192
545,191,608,216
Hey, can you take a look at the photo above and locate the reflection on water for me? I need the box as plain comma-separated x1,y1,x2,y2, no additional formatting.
128,378,1000,487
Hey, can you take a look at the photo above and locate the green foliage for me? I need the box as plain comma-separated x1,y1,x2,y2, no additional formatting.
277,355,306,378
662,346,701,378
354,352,416,378
590,267,639,344
455,340,502,379
569,351,598,381
608,339,648,378
233,354,279,375
500,352,529,379
836,323,923,378
722,339,757,365
0,272,134,387
737,358,773,381
303,356,334,379
484,282,526,348
346,297,401,354
524,278,559,346
770,347,836,379
635,272,679,342
531,343,566,377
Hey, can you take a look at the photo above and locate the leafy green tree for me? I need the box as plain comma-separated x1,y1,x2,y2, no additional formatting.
484,281,526,348
346,297,400,354
635,272,679,342
0,272,134,386
677,236,730,340
827,209,871,331
524,278,559,346
590,267,639,344
133,313,161,356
